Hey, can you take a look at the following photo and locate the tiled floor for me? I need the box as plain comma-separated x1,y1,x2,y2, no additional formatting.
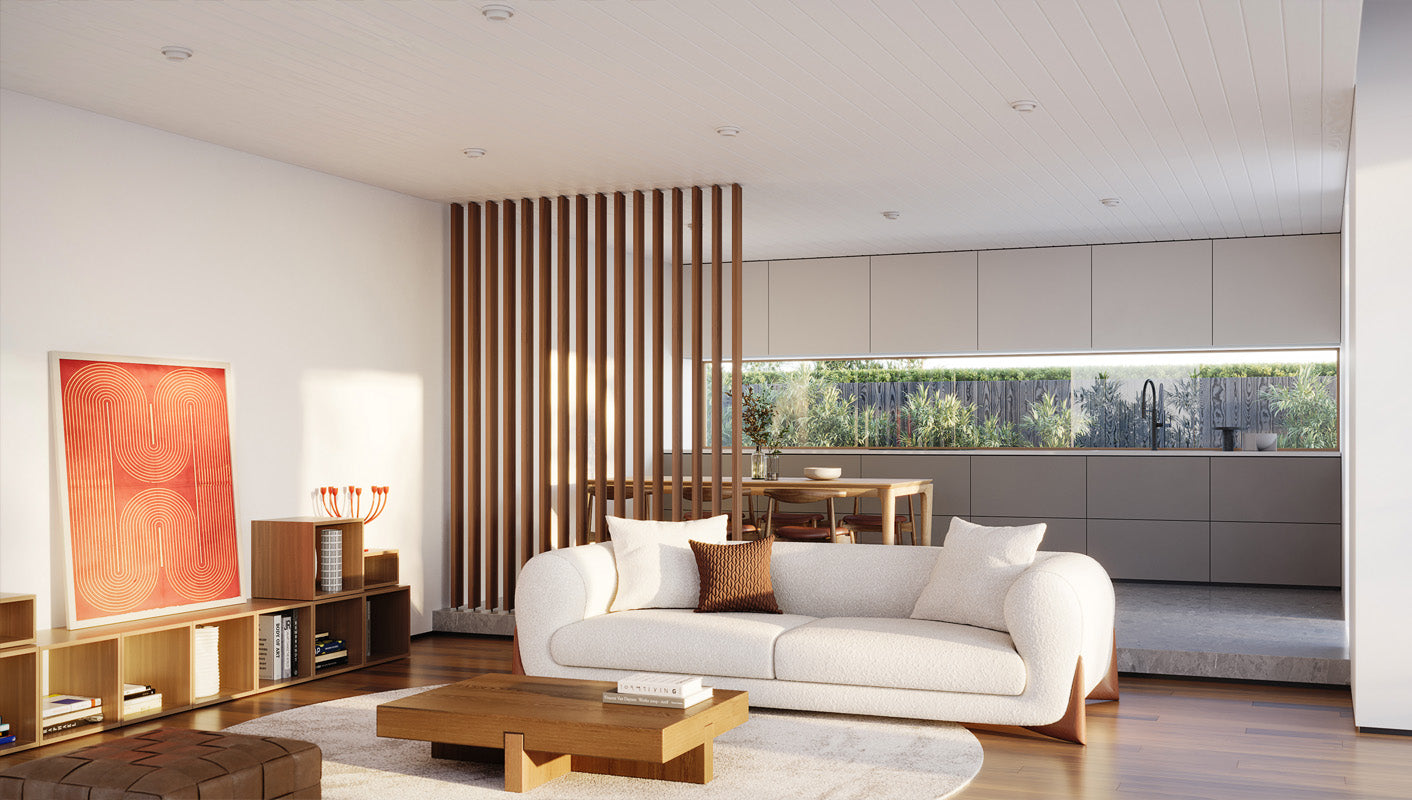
1115,581,1349,684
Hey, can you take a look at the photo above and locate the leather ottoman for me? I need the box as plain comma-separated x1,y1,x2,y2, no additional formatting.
0,728,321,799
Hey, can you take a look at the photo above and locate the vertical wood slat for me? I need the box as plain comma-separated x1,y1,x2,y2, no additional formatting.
521,197,535,578
690,187,704,521
632,191,646,519
670,188,684,522
576,196,590,544
710,185,724,522
539,197,553,553
594,193,609,541
449,204,465,605
467,203,482,609
503,200,517,610
651,189,665,521
613,192,628,524
731,184,744,538
557,196,571,549
484,201,500,610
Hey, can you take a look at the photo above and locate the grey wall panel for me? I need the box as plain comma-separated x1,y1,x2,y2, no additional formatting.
1087,456,1210,521
1210,458,1341,523
971,455,1086,518
1092,240,1213,349
1087,520,1211,582
1211,522,1342,586
977,246,1092,351
857,454,970,515
970,516,1086,554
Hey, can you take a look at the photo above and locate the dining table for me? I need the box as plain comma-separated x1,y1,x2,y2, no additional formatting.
584,476,934,546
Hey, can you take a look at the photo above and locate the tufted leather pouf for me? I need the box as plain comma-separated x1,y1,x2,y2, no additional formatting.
0,728,321,799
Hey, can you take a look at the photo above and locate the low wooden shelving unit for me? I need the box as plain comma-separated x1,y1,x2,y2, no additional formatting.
0,519,409,756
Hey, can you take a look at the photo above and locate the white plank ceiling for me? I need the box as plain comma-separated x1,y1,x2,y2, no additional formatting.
0,0,1360,261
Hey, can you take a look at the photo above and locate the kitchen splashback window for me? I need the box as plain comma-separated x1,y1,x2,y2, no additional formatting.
714,350,1338,451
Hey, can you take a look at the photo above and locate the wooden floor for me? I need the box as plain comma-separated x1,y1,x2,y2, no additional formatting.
3,634,1409,799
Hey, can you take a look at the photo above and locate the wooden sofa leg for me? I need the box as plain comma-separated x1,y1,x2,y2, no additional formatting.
1023,656,1087,745
511,627,526,675
1087,631,1120,702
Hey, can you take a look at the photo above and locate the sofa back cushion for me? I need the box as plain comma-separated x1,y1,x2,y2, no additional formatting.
769,541,938,618
909,517,1046,632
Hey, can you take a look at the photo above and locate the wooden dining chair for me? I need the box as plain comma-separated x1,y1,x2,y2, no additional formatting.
677,484,758,538
586,483,652,539
762,488,854,543
841,496,917,546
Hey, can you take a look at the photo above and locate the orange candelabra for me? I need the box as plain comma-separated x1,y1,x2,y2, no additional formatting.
319,485,389,523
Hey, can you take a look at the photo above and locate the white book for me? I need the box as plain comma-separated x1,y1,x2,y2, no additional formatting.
281,614,292,679
603,687,714,709
258,615,281,681
616,673,704,697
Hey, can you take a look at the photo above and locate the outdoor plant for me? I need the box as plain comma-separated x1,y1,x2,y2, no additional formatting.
1021,391,1087,448
1262,365,1338,448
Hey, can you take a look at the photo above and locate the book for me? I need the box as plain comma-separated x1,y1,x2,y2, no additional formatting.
615,673,704,697
314,650,347,664
602,687,714,709
42,714,102,736
288,610,300,676
42,695,100,718
123,683,155,700
258,615,282,680
0,734,16,746
123,694,163,716
43,705,109,726
281,612,292,678
314,638,346,656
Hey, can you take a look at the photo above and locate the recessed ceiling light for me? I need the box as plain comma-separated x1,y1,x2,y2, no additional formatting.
882,211,901,220
482,3,514,21
1100,197,1121,207
160,46,193,62
714,125,742,137
462,147,488,159
1009,99,1039,113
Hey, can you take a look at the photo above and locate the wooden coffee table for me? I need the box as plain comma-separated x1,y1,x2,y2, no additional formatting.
375,673,749,792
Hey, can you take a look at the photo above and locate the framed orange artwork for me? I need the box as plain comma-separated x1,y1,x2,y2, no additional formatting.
51,352,244,629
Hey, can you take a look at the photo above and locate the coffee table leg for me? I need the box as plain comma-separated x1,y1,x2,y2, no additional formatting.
505,732,571,792
571,723,716,784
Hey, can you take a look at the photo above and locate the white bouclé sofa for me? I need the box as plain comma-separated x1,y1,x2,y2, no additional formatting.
514,540,1117,743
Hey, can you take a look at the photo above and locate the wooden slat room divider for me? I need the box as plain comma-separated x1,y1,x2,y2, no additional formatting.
449,185,743,611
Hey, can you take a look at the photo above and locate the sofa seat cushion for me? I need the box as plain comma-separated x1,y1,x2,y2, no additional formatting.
550,608,817,679
773,617,1027,696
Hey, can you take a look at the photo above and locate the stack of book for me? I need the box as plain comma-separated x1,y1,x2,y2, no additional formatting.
603,673,714,708
123,683,163,718
314,631,348,671
258,611,300,680
194,626,221,699
42,694,103,736
0,714,15,747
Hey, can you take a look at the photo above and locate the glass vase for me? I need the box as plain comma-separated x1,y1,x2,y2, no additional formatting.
750,449,766,480
764,452,781,481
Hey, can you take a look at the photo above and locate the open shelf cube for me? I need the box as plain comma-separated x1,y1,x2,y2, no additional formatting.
0,594,37,650
252,518,364,600
313,596,365,673
366,587,411,662
42,638,119,742
122,626,191,717
1,648,38,749
363,549,399,589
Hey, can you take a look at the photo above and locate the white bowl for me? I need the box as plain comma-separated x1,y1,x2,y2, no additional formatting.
803,467,842,481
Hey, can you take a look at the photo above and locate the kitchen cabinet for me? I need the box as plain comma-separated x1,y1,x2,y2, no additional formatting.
869,251,978,355
1212,234,1340,347
978,246,1092,351
768,257,870,356
1091,240,1213,349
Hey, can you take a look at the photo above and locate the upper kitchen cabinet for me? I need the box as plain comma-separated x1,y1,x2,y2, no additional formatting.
1212,234,1340,347
692,260,769,358
1092,240,1213,349
869,252,978,355
768,256,870,357
978,246,1092,351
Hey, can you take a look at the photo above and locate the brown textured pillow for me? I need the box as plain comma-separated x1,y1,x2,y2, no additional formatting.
689,537,782,614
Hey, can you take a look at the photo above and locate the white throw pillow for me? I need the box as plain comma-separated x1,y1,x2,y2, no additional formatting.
909,516,1046,632
606,515,729,612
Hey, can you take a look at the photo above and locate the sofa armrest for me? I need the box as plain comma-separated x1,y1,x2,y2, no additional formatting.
1003,552,1116,701
513,542,619,675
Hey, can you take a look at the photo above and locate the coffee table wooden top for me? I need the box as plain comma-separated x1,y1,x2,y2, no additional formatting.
376,673,749,764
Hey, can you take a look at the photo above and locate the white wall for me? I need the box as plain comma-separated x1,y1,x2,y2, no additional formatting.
1347,1,1412,731
0,90,448,632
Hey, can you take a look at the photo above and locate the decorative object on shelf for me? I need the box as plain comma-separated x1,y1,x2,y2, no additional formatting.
319,485,389,524
1246,432,1279,452
1215,426,1241,452
50,352,243,629
193,625,221,699
803,467,842,481
319,529,343,593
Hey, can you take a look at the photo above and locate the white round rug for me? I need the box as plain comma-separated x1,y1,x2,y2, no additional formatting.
225,685,983,800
